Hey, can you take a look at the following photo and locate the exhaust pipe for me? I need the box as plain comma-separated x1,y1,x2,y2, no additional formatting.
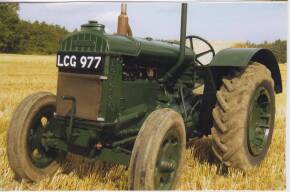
160,3,187,83
117,3,132,36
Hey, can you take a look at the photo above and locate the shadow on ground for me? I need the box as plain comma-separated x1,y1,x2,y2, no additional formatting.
187,136,229,175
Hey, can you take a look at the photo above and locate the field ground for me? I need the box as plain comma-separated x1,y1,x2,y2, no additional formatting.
0,53,286,190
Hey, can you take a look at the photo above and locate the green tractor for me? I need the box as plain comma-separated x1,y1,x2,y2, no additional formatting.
7,3,282,190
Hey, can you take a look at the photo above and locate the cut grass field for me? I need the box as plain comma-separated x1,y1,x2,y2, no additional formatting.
0,53,286,190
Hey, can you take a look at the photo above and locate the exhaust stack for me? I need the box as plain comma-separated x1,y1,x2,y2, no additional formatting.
160,3,187,83
117,3,132,36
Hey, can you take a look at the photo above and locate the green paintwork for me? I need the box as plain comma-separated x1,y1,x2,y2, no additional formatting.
120,81,160,111
99,56,122,122
94,148,130,165
117,104,148,124
112,136,137,147
38,3,282,168
59,21,194,66
248,86,272,156
62,96,76,142
210,48,282,93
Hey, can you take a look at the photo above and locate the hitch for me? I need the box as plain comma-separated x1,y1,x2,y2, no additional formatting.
62,96,76,142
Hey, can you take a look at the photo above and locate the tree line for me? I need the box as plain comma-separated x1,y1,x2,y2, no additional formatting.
0,3,68,54
232,40,287,64
0,3,287,62
161,38,287,64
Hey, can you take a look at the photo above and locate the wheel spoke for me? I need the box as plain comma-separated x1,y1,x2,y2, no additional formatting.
28,135,38,151
257,123,270,129
27,105,57,168
196,49,213,58
195,58,204,66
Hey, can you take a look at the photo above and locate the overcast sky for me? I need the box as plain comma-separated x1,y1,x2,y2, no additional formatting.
18,2,287,43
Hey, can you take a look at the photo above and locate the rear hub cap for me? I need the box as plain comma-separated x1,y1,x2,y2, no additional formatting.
248,86,272,156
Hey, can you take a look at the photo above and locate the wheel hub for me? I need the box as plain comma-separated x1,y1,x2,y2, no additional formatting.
154,129,180,189
248,86,272,156
27,106,57,168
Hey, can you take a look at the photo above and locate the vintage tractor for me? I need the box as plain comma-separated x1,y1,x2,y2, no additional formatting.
7,3,282,190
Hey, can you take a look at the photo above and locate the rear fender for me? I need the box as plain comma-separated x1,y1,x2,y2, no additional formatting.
209,48,282,93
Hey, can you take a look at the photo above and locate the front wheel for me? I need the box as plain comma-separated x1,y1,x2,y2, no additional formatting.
7,92,62,181
128,108,186,190
211,63,275,171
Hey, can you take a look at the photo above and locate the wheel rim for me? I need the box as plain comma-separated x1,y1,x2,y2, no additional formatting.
154,128,180,189
27,105,57,168
248,86,272,156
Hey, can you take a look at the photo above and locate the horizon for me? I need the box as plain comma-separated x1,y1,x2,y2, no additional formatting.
18,2,287,43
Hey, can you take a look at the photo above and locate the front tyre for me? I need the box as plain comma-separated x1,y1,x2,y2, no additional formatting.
211,63,275,171
128,108,186,190
7,92,62,181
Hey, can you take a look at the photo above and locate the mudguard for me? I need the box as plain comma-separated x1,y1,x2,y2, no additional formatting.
210,48,282,93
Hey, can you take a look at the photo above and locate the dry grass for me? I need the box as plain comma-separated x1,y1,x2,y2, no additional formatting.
0,53,286,190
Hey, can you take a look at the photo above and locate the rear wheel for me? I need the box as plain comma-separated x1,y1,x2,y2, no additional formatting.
128,108,186,190
7,92,62,181
211,62,275,171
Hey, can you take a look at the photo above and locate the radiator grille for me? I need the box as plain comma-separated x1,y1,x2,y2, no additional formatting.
56,72,102,121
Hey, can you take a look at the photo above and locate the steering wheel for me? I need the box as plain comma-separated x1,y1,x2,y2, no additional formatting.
186,35,215,66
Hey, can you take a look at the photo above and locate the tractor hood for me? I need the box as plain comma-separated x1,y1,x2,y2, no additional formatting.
58,21,194,62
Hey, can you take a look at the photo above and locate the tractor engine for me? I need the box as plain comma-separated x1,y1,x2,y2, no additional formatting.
56,20,195,124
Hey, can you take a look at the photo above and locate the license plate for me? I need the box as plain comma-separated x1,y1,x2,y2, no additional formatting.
56,52,104,74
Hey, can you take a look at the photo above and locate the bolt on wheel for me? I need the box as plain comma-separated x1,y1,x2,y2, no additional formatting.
211,63,275,171
129,108,186,190
155,130,180,189
248,86,272,156
7,92,63,181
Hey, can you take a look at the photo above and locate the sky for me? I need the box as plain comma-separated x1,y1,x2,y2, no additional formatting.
18,2,287,43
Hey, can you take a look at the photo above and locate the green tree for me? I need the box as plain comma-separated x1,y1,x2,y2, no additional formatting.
16,21,68,54
0,3,20,52
0,3,69,54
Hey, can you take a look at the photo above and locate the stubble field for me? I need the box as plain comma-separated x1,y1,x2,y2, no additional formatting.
0,53,286,190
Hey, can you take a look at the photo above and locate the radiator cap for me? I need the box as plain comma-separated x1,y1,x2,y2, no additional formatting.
81,20,105,33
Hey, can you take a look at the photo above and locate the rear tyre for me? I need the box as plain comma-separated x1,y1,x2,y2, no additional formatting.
128,108,186,190
211,62,275,171
7,92,62,181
